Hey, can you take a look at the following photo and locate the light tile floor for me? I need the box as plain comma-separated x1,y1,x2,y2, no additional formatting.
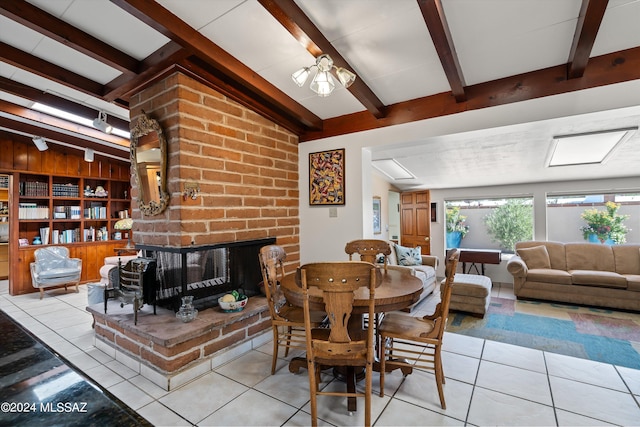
1,280,639,426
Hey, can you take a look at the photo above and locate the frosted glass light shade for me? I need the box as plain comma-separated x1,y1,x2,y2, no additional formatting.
291,67,310,87
310,71,335,97
336,67,356,88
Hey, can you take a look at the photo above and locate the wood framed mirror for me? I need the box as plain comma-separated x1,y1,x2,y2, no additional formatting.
130,111,169,216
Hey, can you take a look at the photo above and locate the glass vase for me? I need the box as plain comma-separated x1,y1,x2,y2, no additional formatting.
176,295,198,323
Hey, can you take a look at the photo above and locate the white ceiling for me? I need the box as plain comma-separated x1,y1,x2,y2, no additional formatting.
1,0,639,189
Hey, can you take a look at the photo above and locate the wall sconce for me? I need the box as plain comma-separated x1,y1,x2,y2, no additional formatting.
183,182,200,201
32,136,48,151
84,148,94,162
93,111,113,134
292,54,356,97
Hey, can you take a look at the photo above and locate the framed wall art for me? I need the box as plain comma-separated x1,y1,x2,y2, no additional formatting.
309,148,345,205
373,196,382,234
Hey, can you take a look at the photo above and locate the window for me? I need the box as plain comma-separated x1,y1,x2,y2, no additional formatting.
446,197,533,252
546,192,639,244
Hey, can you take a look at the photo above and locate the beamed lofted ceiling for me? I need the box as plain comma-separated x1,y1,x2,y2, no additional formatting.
1,0,639,189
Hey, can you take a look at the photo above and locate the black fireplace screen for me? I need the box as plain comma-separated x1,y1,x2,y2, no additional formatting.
138,238,275,310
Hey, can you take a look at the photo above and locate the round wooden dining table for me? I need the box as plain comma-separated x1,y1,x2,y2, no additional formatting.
280,267,424,314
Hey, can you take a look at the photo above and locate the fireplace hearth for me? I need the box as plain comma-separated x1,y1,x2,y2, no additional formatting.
138,238,275,311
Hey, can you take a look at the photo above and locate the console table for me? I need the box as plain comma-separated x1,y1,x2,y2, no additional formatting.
459,249,501,275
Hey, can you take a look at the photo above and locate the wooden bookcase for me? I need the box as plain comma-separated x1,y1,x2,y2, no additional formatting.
0,137,133,296
12,173,131,295
17,174,130,245
0,175,8,279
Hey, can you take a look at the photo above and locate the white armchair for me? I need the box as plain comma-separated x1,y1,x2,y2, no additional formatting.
30,246,82,299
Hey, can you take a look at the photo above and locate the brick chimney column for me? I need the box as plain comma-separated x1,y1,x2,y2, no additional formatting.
127,71,300,261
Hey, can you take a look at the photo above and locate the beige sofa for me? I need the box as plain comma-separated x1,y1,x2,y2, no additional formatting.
507,241,640,311
386,242,439,311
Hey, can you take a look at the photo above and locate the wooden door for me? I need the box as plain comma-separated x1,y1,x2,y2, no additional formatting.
400,190,431,254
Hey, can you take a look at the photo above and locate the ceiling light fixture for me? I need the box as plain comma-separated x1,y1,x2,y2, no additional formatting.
372,159,415,180
292,54,356,97
32,136,48,151
84,148,94,162
92,111,113,134
547,127,637,167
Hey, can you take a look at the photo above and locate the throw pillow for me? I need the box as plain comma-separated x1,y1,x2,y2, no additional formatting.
395,244,422,266
517,245,551,269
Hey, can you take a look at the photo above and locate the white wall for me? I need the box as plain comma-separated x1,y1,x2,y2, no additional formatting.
298,79,640,270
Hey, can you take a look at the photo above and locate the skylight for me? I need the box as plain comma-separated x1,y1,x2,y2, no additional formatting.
372,159,415,180
547,127,637,167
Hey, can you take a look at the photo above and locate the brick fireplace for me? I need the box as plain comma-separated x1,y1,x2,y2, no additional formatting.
128,70,300,259
88,70,301,390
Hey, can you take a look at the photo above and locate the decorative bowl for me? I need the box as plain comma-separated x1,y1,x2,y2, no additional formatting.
176,308,198,323
218,295,248,312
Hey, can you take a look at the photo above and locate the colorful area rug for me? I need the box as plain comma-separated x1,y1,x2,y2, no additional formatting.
447,297,640,369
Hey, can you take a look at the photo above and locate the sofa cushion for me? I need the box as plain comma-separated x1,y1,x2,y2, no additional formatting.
570,270,627,288
517,245,551,269
412,265,436,282
515,241,567,270
39,268,80,280
566,243,615,271
611,246,640,275
526,269,573,285
625,275,640,292
394,244,422,266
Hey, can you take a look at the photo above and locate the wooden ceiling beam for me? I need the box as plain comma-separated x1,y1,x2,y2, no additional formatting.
0,0,138,77
0,99,129,148
301,45,640,141
417,0,466,102
0,77,130,131
0,42,108,98
258,0,387,119
0,100,129,160
567,0,609,79
103,41,189,102
0,118,129,160
110,0,322,130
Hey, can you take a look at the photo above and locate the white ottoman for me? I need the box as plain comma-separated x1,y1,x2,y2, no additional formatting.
444,273,492,318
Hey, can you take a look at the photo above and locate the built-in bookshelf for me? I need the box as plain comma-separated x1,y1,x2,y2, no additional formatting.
0,174,8,279
17,173,131,247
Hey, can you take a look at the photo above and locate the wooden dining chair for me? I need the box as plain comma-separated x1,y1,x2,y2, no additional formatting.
345,239,391,270
345,239,391,352
258,245,325,375
299,261,378,427
378,249,460,409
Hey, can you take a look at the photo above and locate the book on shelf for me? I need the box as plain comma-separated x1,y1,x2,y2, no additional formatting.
57,228,81,244
18,203,49,220
69,206,81,219
83,227,96,242
39,227,50,245
19,181,48,197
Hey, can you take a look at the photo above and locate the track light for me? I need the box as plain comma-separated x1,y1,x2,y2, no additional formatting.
84,148,94,162
92,111,113,134
32,136,48,151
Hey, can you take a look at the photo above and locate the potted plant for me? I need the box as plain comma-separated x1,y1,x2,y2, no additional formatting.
446,206,469,248
484,199,533,252
580,201,629,244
